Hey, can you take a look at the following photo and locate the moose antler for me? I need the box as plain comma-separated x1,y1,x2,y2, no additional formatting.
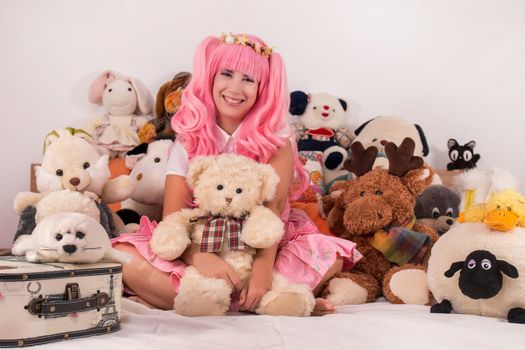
343,142,378,177
385,137,424,177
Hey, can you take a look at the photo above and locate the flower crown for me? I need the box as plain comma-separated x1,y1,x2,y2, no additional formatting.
220,33,273,58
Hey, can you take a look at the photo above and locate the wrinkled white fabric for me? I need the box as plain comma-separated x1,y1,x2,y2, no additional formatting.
37,298,525,350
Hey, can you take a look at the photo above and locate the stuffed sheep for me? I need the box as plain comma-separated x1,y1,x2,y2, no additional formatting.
428,169,525,323
150,154,315,317
86,70,154,158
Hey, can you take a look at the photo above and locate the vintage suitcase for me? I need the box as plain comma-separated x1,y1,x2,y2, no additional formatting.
0,256,123,347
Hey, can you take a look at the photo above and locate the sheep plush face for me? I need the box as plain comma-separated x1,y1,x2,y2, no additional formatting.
12,212,126,264
35,129,110,196
187,154,280,218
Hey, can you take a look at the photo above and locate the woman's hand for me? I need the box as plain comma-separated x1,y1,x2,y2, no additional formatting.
182,243,242,291
239,243,278,312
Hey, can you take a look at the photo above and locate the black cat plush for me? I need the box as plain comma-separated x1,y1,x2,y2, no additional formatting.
447,139,480,170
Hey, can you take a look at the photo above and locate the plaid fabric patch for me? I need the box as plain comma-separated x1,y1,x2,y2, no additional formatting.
191,215,245,253
370,217,430,265
334,128,354,148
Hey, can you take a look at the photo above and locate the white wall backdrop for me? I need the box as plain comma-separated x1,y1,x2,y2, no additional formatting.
1,0,524,247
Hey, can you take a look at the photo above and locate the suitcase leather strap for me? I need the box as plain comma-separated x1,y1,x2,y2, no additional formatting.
26,283,110,318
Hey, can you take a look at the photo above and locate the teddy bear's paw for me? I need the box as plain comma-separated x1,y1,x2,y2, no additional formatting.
174,267,232,316
256,273,315,317
149,220,191,260
324,278,369,305
383,265,431,305
241,206,284,249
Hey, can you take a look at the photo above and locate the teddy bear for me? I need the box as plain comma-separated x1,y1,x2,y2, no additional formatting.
13,128,134,239
149,154,315,317
137,72,191,144
414,185,461,235
117,139,173,228
320,138,438,306
428,170,525,323
86,70,154,158
289,91,354,202
11,190,131,264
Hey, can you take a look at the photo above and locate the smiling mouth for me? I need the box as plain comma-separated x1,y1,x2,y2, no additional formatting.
223,95,245,106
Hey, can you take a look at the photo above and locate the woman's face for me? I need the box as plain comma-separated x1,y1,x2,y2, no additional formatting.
212,69,259,124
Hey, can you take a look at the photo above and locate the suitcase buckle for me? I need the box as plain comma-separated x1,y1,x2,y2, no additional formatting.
65,283,80,300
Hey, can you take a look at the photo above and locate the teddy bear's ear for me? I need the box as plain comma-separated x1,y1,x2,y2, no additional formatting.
43,130,60,154
258,163,280,202
289,90,309,116
128,76,153,116
187,156,215,188
89,70,117,104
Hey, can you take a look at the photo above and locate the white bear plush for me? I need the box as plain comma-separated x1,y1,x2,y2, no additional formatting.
12,211,131,264
117,139,173,227
150,154,315,317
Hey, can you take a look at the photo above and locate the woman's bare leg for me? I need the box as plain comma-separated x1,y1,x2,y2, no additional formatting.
114,243,176,310
312,257,344,316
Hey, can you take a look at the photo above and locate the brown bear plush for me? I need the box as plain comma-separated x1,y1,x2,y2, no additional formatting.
320,138,438,306
138,71,191,143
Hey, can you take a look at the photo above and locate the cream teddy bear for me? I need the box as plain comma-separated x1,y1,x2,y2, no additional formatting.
150,154,315,317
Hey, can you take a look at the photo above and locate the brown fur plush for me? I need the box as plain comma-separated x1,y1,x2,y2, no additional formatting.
138,72,191,143
322,138,437,305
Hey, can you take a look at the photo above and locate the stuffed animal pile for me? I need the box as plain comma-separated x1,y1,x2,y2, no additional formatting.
150,154,316,316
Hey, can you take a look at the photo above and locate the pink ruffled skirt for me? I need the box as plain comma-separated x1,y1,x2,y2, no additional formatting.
112,209,362,293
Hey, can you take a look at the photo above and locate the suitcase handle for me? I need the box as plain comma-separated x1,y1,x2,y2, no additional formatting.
25,283,110,318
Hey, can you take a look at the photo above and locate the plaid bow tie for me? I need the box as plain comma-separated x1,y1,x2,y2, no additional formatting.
190,214,245,253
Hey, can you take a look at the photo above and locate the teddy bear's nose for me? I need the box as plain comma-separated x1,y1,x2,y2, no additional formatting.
136,173,143,181
380,140,388,146
323,105,329,110
69,178,81,186
225,197,232,204
63,245,77,254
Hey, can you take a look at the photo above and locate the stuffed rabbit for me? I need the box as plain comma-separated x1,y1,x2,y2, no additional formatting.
86,70,153,158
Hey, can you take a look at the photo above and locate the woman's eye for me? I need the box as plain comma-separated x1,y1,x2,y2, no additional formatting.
217,185,224,190
243,77,255,83
221,71,232,77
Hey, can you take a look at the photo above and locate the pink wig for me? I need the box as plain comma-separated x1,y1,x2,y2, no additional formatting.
172,34,307,199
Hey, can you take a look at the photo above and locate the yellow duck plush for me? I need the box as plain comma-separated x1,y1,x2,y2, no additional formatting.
460,189,525,231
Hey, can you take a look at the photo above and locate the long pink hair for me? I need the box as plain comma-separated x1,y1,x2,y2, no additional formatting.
172,34,307,199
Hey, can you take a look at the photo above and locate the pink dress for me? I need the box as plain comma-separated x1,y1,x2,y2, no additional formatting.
112,123,362,293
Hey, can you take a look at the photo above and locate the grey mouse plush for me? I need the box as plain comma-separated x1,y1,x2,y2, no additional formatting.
415,185,461,235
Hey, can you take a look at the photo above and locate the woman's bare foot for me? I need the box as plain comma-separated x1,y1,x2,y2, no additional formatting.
128,295,156,309
312,297,336,316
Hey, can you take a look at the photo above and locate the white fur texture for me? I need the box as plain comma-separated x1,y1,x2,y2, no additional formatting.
428,222,525,318
296,93,350,130
325,277,369,305
34,190,100,224
455,168,520,205
11,212,131,264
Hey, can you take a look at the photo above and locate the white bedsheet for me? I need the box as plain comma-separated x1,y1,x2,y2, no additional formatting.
38,298,525,350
